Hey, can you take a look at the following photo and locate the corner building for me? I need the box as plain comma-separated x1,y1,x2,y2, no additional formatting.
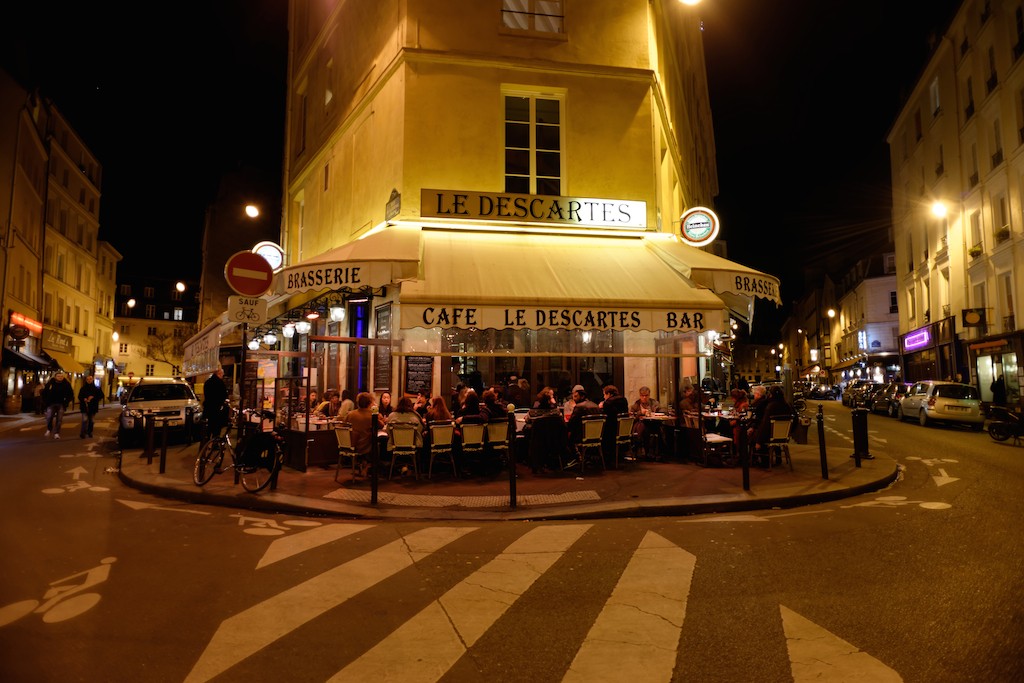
269,0,779,416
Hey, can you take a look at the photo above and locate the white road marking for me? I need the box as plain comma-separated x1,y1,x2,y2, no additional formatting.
932,468,960,487
116,499,211,515
781,604,902,682
257,524,374,569
184,526,476,683
329,524,590,683
564,532,694,683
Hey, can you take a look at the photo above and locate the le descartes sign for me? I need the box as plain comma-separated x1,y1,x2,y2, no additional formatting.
422,189,646,229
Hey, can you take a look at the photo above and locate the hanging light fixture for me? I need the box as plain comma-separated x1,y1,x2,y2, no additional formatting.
329,304,345,323
305,309,320,320
282,323,295,338
263,331,278,346
295,320,312,335
247,338,261,351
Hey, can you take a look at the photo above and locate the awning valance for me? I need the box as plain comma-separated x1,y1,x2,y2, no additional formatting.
399,230,728,332
646,235,782,306
43,349,87,372
275,226,421,295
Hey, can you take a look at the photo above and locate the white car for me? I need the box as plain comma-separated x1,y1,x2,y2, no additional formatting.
117,377,203,447
897,380,984,431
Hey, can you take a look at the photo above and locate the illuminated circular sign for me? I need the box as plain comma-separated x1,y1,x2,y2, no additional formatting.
679,206,720,247
252,241,285,272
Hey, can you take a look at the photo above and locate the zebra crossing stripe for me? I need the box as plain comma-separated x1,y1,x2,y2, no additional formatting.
184,526,476,683
329,524,592,683
563,531,694,682
256,523,375,569
781,605,902,682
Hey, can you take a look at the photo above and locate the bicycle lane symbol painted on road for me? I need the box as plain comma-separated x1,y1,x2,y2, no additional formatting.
230,513,323,536
839,495,952,510
0,557,117,627
42,466,110,495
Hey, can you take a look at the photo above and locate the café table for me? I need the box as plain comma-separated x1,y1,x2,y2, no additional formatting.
638,412,675,459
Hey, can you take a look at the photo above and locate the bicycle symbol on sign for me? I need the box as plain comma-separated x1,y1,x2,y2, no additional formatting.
0,557,116,626
234,307,260,322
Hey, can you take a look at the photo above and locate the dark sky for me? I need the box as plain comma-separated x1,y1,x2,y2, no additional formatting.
3,1,961,326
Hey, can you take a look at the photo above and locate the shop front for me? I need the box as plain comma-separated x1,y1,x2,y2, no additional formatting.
968,333,1021,411
899,316,961,383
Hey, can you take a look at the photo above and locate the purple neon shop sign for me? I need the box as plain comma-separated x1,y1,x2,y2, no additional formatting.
903,328,931,351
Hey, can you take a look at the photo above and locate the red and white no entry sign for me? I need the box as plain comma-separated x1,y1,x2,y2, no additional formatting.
224,250,274,297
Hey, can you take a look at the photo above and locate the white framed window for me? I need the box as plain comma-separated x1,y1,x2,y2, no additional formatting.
998,271,1015,329
173,308,183,321
970,210,982,249
929,77,941,116
504,91,563,195
502,0,563,34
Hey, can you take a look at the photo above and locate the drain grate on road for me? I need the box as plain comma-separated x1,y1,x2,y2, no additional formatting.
324,488,601,508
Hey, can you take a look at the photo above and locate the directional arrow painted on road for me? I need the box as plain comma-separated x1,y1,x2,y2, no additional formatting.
257,524,374,569
117,499,211,515
781,605,902,682
67,466,88,480
932,468,960,487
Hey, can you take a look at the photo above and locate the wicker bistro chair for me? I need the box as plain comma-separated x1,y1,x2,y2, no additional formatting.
614,413,637,468
485,421,511,473
682,410,735,467
427,421,457,479
458,422,487,474
334,423,358,483
387,423,420,480
576,414,607,473
766,416,794,471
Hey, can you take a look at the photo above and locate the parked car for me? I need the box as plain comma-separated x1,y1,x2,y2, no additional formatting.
807,384,837,400
897,380,984,430
870,381,913,417
843,380,881,407
117,377,203,447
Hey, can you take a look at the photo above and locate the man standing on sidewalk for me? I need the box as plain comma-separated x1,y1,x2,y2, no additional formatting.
77,374,104,438
43,371,74,439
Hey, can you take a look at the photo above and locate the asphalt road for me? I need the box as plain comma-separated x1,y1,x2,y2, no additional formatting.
0,403,1021,682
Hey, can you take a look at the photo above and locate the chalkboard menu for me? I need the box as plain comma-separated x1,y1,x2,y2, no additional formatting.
405,357,433,396
373,304,392,392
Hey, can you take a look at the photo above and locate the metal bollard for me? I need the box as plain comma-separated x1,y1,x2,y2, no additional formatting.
370,409,380,505
816,404,828,479
850,406,874,466
159,419,169,474
144,415,157,464
507,405,517,509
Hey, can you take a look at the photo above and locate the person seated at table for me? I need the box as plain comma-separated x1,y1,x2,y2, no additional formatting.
630,386,661,457
523,388,568,473
480,388,507,423
337,389,355,421
677,384,699,421
746,384,768,442
566,384,601,447
531,386,557,410
385,395,424,451
728,388,750,454
306,389,319,412
346,392,376,477
413,392,429,418
316,391,342,419
599,385,630,462
378,391,393,418
455,390,485,423
752,385,790,466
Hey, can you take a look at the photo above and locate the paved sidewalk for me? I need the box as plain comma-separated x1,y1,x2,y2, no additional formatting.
2,406,900,521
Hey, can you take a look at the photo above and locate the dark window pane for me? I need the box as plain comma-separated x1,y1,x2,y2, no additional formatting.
536,124,560,151
505,122,529,148
505,96,530,122
536,98,560,124
536,177,560,196
505,176,530,194
536,150,560,177
506,149,529,175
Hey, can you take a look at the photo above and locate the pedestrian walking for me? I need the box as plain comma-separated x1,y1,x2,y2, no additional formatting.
990,374,1007,406
43,372,74,439
77,374,104,438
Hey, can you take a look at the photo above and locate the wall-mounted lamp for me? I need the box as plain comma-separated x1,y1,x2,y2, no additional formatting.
581,331,593,344
295,320,312,335
282,323,295,339
329,305,345,323
111,331,119,342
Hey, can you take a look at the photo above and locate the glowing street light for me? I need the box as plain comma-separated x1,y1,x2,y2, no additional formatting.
245,204,260,218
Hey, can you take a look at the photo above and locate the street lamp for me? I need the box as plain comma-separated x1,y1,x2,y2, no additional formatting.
245,204,260,218
175,281,186,293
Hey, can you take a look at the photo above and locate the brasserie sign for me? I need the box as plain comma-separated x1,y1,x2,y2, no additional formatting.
401,304,725,333
422,189,646,229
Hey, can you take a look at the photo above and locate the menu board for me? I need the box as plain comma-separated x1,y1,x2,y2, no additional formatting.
405,357,433,396
373,304,392,392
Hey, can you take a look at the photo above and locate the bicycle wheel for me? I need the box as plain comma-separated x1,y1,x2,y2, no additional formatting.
193,439,226,486
239,439,280,493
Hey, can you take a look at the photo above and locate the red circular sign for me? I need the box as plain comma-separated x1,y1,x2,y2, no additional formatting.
224,251,274,296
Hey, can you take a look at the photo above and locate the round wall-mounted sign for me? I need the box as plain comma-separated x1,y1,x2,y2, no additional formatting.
679,206,720,247
8,324,29,340
252,241,285,272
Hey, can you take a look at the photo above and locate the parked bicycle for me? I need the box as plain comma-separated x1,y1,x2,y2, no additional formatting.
192,410,284,493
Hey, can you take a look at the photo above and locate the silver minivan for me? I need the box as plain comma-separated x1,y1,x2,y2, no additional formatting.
897,380,984,430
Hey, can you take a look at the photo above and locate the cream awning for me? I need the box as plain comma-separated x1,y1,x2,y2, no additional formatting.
43,349,87,373
645,235,782,325
399,230,728,333
275,226,421,295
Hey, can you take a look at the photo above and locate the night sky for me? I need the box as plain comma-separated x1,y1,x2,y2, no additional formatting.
3,0,962,336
